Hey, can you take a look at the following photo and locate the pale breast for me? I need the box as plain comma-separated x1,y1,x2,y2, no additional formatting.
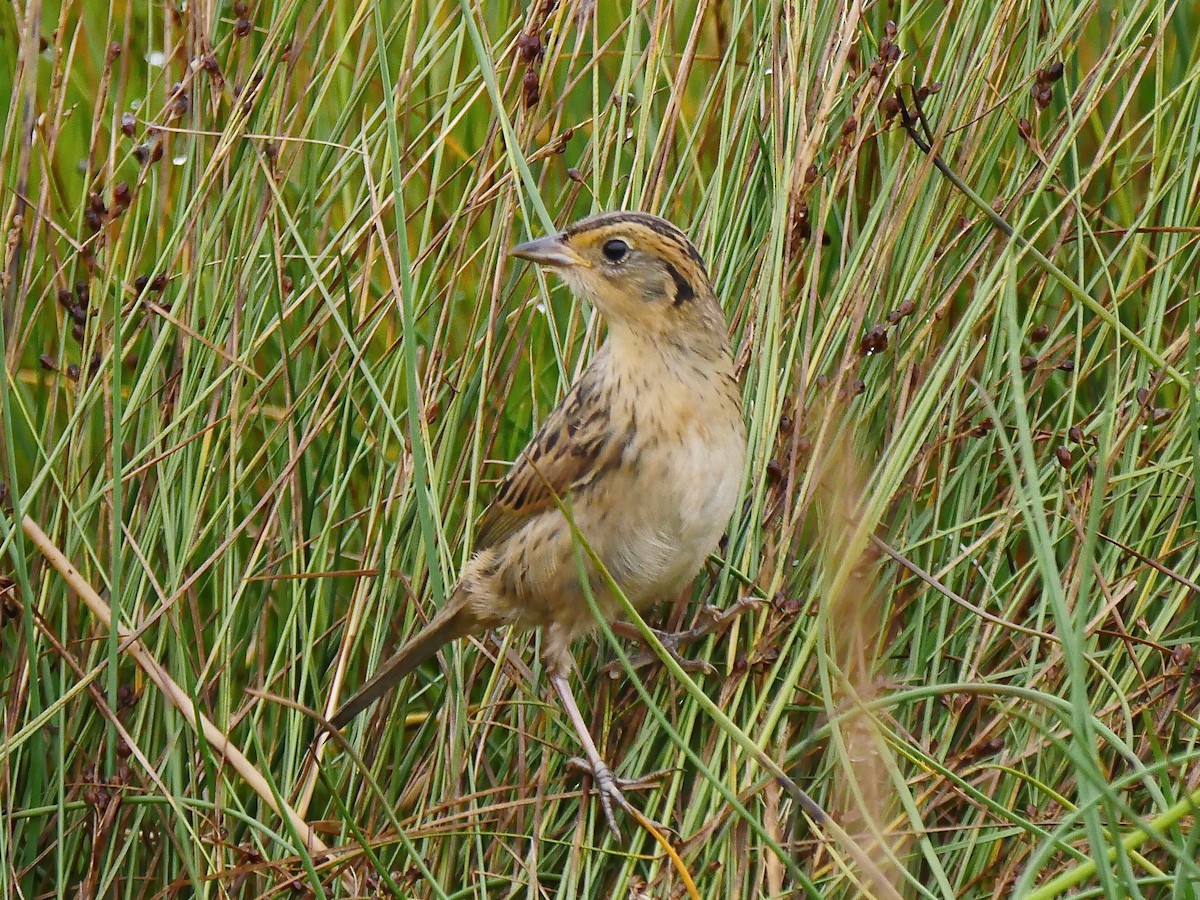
596,393,746,605
470,362,745,636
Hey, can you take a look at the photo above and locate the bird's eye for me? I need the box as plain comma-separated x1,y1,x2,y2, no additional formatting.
601,239,630,263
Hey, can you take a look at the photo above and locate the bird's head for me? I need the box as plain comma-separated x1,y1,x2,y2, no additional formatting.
510,211,730,353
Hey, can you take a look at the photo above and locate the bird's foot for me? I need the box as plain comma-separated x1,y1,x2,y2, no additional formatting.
604,598,761,678
566,757,662,839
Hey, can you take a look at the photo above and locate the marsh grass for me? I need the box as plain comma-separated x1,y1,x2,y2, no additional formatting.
2,1,1199,897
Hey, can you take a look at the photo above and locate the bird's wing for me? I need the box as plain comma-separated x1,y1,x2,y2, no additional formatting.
475,368,628,551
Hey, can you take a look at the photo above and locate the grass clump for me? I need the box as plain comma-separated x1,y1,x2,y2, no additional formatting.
2,1,1198,897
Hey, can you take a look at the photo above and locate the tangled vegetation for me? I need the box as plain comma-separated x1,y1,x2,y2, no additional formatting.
2,1,1198,896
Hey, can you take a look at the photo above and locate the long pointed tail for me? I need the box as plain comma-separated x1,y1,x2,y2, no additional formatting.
330,596,477,730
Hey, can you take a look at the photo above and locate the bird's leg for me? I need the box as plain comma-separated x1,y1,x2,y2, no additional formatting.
548,671,632,839
604,597,760,677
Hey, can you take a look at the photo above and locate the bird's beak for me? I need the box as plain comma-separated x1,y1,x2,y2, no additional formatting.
509,233,590,269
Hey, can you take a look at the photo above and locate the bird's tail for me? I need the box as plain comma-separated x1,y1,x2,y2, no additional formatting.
330,592,478,730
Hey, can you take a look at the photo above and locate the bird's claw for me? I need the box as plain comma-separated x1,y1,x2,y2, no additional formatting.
602,637,717,678
604,598,760,678
567,756,662,839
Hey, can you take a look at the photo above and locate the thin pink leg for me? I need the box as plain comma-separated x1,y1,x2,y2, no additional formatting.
549,671,629,839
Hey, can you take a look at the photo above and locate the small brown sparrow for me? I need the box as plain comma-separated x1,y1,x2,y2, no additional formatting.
331,211,746,836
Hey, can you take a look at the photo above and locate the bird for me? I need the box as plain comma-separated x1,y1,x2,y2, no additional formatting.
330,211,747,836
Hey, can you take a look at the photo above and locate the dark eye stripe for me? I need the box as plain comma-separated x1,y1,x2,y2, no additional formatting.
614,213,707,270
664,262,695,305
566,211,708,273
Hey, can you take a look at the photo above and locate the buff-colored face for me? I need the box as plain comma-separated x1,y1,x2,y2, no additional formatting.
510,211,727,341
